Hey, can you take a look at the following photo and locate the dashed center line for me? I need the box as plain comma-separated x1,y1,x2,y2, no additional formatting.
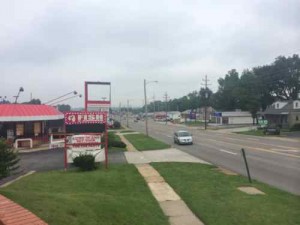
219,149,237,155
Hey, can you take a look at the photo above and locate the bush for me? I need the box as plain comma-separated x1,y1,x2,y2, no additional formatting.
113,121,121,129
73,154,97,171
110,141,126,148
290,123,300,131
0,139,20,179
101,132,127,149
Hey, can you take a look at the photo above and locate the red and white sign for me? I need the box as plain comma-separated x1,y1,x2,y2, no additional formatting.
67,134,101,145
66,134,104,163
64,111,107,125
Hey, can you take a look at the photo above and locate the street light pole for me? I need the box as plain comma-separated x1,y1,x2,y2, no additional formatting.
144,79,148,136
144,79,158,136
127,99,129,128
14,87,24,104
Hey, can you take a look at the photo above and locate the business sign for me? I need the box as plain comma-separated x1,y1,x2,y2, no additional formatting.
189,111,196,119
258,119,268,126
64,111,107,133
214,112,222,117
66,134,104,163
64,111,107,125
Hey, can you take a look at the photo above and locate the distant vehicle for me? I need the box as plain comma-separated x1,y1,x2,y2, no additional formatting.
173,130,193,145
263,124,280,135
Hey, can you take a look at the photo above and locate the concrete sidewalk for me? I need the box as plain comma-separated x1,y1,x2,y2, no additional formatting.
121,135,207,225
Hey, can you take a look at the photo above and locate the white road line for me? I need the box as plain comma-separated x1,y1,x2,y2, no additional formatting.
271,149,300,152
219,149,237,155
165,135,172,138
246,138,260,141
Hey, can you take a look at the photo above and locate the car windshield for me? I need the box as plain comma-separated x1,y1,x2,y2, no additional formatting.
178,132,191,137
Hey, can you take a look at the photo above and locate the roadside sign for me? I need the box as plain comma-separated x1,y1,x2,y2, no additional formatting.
258,119,268,125
66,134,104,163
214,112,222,117
64,111,107,133
63,111,108,169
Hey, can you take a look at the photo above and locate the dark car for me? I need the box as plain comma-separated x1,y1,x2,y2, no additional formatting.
264,124,280,135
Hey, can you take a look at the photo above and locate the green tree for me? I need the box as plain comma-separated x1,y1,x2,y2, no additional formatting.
213,69,240,110
254,54,300,103
22,98,41,104
57,104,71,112
0,139,20,179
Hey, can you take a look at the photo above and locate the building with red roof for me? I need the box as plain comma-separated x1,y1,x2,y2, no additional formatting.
0,104,64,147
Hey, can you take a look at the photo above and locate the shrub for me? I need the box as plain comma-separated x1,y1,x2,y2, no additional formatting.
113,121,121,129
110,141,126,148
0,139,20,179
73,154,97,171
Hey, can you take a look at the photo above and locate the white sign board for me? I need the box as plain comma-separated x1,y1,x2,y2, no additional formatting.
66,134,105,163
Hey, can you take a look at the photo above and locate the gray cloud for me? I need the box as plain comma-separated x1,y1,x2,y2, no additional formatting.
1,0,299,107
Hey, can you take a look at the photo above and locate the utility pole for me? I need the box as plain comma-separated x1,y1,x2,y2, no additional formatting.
164,92,169,124
144,79,148,136
144,79,158,135
119,102,122,122
202,75,210,130
126,99,129,128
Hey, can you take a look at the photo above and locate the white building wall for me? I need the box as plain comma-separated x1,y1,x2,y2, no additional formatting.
228,116,253,124
272,101,288,109
294,100,300,109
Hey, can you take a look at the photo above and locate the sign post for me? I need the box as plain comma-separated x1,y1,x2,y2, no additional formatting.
63,111,108,170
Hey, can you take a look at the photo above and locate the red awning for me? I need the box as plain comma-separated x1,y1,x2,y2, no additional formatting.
0,104,64,122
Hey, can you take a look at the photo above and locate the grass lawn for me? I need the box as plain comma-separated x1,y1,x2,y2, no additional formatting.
0,165,168,225
124,133,170,151
107,132,126,152
184,121,205,126
153,163,300,225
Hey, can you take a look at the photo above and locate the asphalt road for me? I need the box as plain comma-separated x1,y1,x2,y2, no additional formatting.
128,119,300,195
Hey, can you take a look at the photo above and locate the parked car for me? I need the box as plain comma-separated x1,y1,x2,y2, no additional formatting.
173,130,193,145
263,124,280,135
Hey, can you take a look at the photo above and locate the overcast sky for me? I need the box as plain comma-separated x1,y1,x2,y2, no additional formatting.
1,0,299,107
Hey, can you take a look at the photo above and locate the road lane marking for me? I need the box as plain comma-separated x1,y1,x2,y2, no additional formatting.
219,149,237,155
165,135,172,138
271,149,300,152
246,138,260,141
203,138,300,159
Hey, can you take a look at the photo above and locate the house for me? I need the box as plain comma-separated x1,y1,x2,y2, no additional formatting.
198,106,215,121
167,111,181,121
214,110,253,125
261,100,300,128
0,104,64,148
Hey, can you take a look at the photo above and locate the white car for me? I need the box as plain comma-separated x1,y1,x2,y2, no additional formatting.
173,130,193,145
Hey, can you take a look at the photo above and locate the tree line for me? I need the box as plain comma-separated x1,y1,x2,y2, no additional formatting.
146,54,300,118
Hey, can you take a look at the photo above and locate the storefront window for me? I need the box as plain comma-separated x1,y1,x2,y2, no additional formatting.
34,122,41,136
16,123,24,136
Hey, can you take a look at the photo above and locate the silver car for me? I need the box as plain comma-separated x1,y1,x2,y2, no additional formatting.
174,130,193,145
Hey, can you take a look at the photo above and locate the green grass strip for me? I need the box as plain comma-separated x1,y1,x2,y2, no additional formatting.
124,133,170,151
153,162,300,225
0,165,168,225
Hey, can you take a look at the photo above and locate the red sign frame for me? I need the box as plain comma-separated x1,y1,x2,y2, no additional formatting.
64,111,107,125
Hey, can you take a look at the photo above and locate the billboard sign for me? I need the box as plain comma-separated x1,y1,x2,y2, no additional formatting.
66,134,104,163
64,111,107,133
65,111,107,124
